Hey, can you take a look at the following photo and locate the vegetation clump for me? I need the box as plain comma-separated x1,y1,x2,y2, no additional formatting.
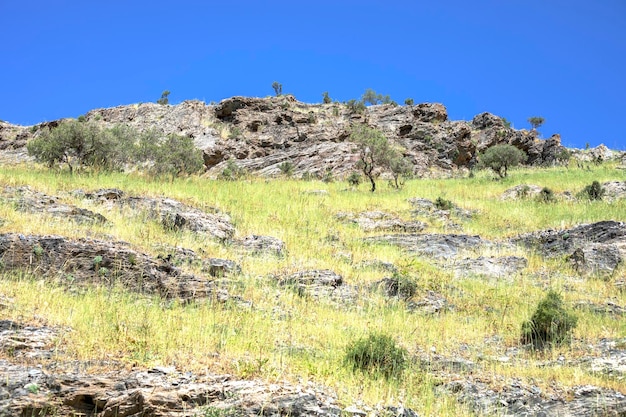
578,180,605,201
219,159,247,181
347,171,362,187
478,144,527,178
434,196,454,210
536,187,557,203
278,161,294,177
521,290,577,348
344,332,407,379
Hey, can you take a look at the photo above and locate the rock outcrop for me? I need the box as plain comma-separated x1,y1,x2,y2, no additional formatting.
0,97,570,176
0,234,237,302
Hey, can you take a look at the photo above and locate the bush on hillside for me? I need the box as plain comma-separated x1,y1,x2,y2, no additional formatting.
149,134,205,178
521,290,577,348
278,161,294,177
577,181,605,201
27,120,127,173
219,159,247,181
434,196,454,211
344,332,407,379
478,144,527,178
347,171,362,187
536,187,557,203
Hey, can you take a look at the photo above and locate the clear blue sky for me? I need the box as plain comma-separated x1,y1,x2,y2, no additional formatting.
1,1,625,149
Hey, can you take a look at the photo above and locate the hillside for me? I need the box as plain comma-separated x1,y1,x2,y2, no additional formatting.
0,99,625,416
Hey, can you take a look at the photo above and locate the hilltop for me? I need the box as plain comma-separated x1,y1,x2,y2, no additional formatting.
5,96,623,177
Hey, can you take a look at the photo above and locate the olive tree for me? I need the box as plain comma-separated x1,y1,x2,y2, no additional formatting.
528,116,545,130
351,125,411,192
479,144,527,178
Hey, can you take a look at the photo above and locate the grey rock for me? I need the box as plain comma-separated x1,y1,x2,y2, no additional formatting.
450,256,528,279
407,291,451,314
338,211,427,233
1,186,108,224
500,184,545,200
602,181,626,201
364,233,485,259
236,234,286,256
0,233,239,302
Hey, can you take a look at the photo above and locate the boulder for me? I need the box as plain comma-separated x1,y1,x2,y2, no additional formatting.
236,234,286,256
364,233,486,259
278,270,357,303
337,211,427,233
450,256,528,279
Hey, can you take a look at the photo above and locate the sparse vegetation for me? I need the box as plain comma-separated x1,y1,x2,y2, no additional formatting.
404,98,414,106
278,161,294,177
219,159,247,181
434,196,454,210
347,171,362,187
478,144,527,178
322,91,332,104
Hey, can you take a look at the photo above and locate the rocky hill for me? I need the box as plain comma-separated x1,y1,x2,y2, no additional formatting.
0,96,588,176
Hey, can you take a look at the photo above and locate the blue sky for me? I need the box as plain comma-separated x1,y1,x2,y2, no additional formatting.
1,1,625,149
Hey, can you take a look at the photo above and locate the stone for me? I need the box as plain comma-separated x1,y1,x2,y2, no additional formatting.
602,181,626,201
1,186,108,224
450,256,528,279
500,184,544,200
278,270,357,303
364,233,486,259
338,211,427,233
236,234,286,256
0,233,238,302
407,291,451,314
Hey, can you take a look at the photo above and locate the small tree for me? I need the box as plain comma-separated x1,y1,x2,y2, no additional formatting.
479,144,527,178
157,90,170,105
388,153,412,189
361,89,392,106
272,81,283,96
351,125,409,192
404,98,414,106
578,180,605,201
322,91,332,104
528,116,545,130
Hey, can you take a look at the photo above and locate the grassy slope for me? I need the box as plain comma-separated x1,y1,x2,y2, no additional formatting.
0,163,625,416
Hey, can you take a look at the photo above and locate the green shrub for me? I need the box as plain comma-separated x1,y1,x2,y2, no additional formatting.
322,92,332,104
149,134,205,178
347,172,362,187
434,197,454,211
578,181,605,201
386,271,417,300
278,161,294,177
536,187,557,203
346,99,366,113
344,332,407,378
157,90,170,105
521,290,577,348
404,98,414,106
219,160,247,181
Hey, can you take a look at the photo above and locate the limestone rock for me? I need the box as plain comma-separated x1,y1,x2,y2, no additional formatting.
364,233,486,259
450,256,528,279
0,234,230,302
236,234,286,256
337,211,427,233
1,186,108,224
279,270,357,303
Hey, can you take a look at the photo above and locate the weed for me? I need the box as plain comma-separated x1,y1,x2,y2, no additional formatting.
347,172,362,187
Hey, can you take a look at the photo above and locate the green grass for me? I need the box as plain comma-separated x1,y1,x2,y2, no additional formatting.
0,162,625,415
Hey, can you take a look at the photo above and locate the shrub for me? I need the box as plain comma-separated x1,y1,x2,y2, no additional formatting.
346,99,366,113
27,120,119,173
219,160,247,181
347,172,362,187
536,187,557,203
149,134,205,178
386,270,417,300
157,90,170,105
478,144,527,178
434,197,454,211
278,161,294,177
344,332,407,378
578,181,605,201
404,98,414,106
322,92,332,104
528,116,545,130
521,290,577,348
